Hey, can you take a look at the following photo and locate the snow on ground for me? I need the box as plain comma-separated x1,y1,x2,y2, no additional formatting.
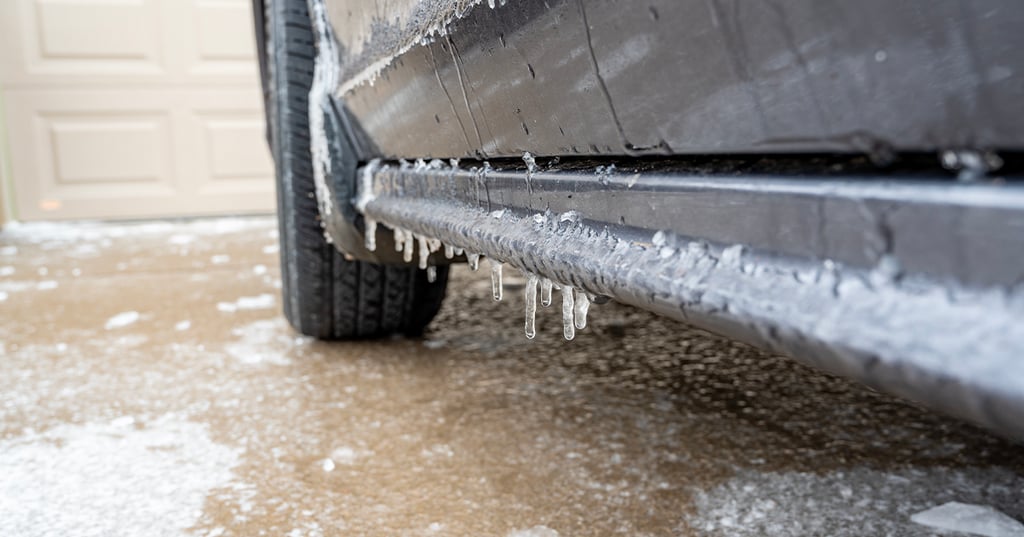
224,318,301,366
0,415,239,537
217,294,276,313
507,526,560,537
687,466,1024,536
0,217,271,245
911,502,1024,537
105,311,141,330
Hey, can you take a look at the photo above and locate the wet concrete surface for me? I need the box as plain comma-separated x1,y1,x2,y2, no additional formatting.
0,216,1021,537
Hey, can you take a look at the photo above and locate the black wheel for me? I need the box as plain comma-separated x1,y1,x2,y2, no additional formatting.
264,0,447,339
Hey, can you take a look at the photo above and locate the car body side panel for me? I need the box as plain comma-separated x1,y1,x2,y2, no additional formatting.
326,0,1024,159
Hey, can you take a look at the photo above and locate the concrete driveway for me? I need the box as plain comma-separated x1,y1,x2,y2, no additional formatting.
1,217,1022,536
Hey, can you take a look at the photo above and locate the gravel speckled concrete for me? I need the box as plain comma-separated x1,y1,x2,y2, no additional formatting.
1,217,1021,537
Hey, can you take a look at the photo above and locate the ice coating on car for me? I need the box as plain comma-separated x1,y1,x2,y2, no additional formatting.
394,227,405,253
326,0,488,95
403,232,414,263
561,285,575,340
364,218,377,251
307,0,340,221
522,151,537,174
352,159,1024,438
418,235,430,269
354,158,381,214
524,273,538,339
490,258,503,301
573,290,590,330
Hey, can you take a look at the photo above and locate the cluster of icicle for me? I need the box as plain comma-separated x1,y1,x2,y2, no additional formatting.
362,220,591,340
522,273,592,341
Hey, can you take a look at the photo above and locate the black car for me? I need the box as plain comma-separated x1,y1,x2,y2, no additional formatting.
252,0,1024,438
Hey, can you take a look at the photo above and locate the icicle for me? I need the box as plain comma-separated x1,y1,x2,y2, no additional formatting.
522,151,537,173
394,228,405,252
541,278,553,307
573,289,590,330
490,259,503,301
561,285,575,340
426,266,437,283
467,252,480,271
427,238,442,253
403,233,414,263
364,219,377,251
417,235,430,269
444,244,454,259
453,247,464,256
524,274,538,339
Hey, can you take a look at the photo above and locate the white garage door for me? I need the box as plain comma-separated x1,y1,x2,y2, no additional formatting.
0,0,275,221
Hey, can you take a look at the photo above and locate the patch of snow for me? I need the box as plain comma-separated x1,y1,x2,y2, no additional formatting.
687,467,1024,537
0,266,14,276
0,415,238,537
70,243,100,258
225,319,293,366
110,416,136,427
0,218,269,245
420,444,454,458
0,246,17,255
168,234,195,245
216,294,275,313
0,291,7,302
36,280,58,290
911,502,1024,537
210,254,231,265
321,458,336,472
262,244,279,255
330,446,361,465
423,339,446,349
112,335,149,348
508,526,560,537
104,311,140,330
252,264,268,275
175,320,192,331
0,280,40,293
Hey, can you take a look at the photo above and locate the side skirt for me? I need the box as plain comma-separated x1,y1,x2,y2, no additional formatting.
357,159,1024,439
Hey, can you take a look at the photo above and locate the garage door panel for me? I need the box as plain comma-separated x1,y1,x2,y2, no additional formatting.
196,0,256,60
6,89,273,220
49,115,172,184
13,94,180,219
184,0,260,80
202,117,274,180
37,0,157,61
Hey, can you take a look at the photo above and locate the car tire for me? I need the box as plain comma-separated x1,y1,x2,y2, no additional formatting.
264,0,447,339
